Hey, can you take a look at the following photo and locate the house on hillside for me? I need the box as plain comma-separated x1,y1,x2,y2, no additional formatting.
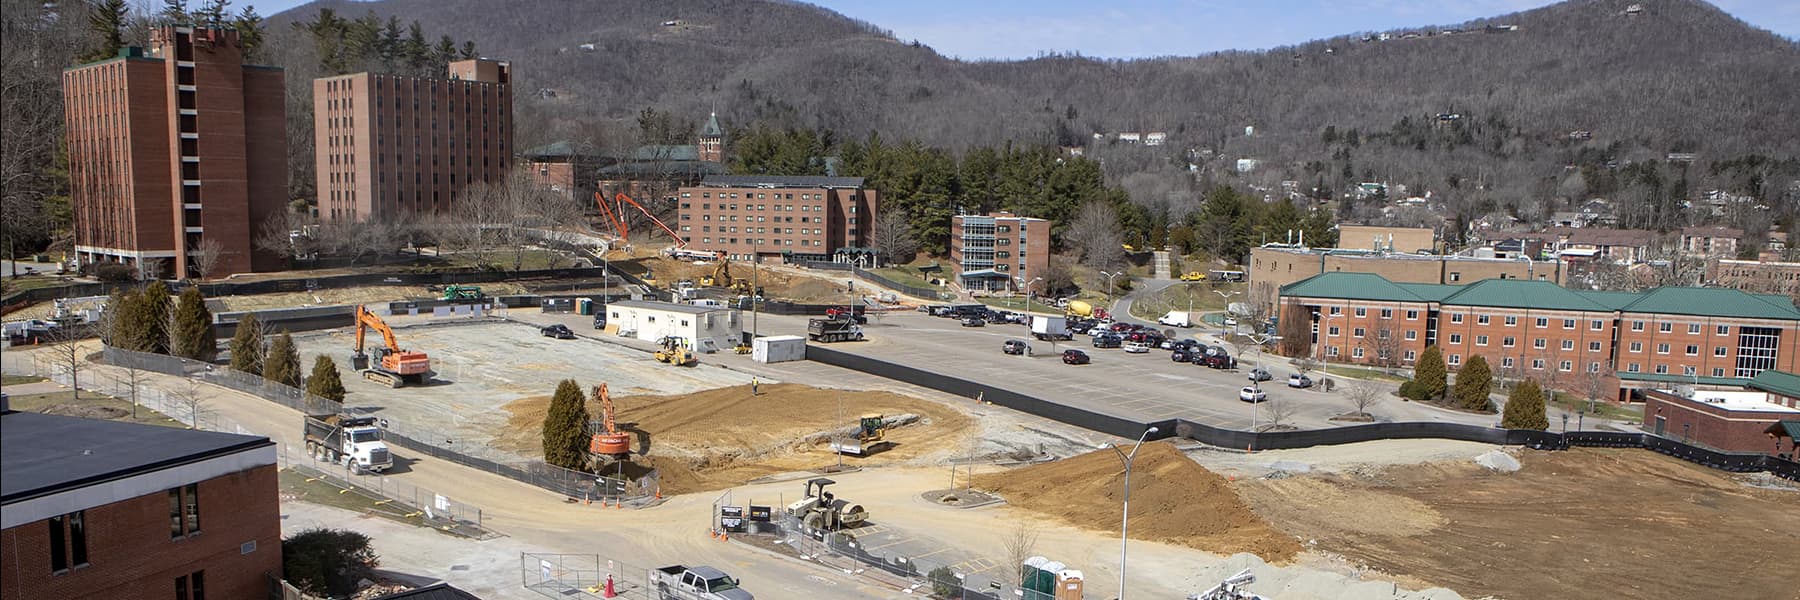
1144,132,1167,146
1681,226,1744,258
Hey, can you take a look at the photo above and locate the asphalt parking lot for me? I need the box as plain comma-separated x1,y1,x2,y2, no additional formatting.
754,310,1495,431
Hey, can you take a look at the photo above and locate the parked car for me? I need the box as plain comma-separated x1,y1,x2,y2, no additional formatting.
540,324,575,339
1205,353,1237,369
1091,334,1123,349
1171,350,1194,362
961,317,986,327
592,314,607,329
1287,374,1314,388
1062,349,1091,365
1158,338,1179,350
1123,341,1151,354
1238,386,1268,402
1002,339,1030,355
1248,367,1272,382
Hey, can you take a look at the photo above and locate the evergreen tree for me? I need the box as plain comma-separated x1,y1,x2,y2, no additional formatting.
378,16,404,61
233,5,266,61
1502,378,1550,430
403,21,429,73
541,379,589,469
459,40,477,60
84,0,129,63
306,355,346,402
1413,346,1448,401
434,35,458,67
1453,355,1495,412
140,280,173,354
263,330,301,387
171,286,217,361
196,0,230,27
108,288,147,350
228,314,265,374
161,0,189,24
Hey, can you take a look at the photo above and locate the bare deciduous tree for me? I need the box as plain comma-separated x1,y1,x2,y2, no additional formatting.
1067,201,1124,270
1345,380,1381,418
40,324,88,401
1359,313,1404,372
168,378,207,430
189,238,226,280
870,207,918,267
998,519,1040,587
1261,396,1297,431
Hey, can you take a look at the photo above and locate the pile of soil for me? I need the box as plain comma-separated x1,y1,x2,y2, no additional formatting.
974,441,1301,563
497,383,972,495
628,257,856,304
1235,447,1800,599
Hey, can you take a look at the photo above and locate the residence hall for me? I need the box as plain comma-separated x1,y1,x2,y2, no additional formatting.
62,25,288,277
314,58,513,222
1278,272,1800,401
0,409,280,600
676,175,878,263
950,212,1052,293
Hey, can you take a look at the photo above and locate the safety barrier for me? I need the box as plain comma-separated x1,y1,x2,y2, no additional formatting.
4,266,615,311
805,345,1800,480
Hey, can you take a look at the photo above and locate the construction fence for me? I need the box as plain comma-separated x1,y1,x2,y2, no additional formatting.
278,442,491,537
102,345,660,504
520,553,659,599
805,345,1800,481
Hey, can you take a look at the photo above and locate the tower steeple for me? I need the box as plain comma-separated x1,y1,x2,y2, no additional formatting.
698,111,724,162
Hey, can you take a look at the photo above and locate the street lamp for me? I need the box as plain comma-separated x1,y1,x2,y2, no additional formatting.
1313,309,1342,386
1246,333,1281,431
1214,288,1241,333
1103,425,1160,600
1100,270,1124,301
1015,276,1043,316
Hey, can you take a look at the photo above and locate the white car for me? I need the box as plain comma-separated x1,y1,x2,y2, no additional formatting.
1123,341,1151,353
1238,386,1268,402
1287,374,1314,388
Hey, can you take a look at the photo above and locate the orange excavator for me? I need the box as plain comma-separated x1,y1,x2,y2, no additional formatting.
587,383,632,465
350,305,433,388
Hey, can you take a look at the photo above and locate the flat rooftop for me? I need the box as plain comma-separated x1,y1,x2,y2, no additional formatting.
610,300,733,315
1,411,273,504
1681,390,1800,413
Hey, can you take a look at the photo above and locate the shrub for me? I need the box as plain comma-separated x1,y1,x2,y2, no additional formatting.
282,528,379,597
1454,355,1495,412
541,379,589,469
928,566,960,599
1414,346,1447,401
306,355,346,402
1398,380,1420,401
1502,378,1550,430
95,263,135,282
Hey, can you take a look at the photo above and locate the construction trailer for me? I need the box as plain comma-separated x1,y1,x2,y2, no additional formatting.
751,335,805,363
602,300,742,354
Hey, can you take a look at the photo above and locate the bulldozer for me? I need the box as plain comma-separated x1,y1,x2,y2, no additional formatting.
350,305,433,388
785,477,867,531
829,414,889,456
653,336,698,366
586,383,633,469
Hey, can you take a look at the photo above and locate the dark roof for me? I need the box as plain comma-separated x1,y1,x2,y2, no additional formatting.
596,161,726,178
701,175,866,189
701,112,724,137
1749,370,1800,399
522,141,600,161
1,411,273,504
1281,272,1800,322
371,582,483,600
629,145,701,162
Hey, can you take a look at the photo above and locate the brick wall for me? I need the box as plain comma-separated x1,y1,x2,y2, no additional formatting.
1643,391,1792,455
0,465,281,600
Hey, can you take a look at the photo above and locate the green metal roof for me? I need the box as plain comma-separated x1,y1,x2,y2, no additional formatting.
1439,278,1612,312
629,145,701,162
1619,287,1800,321
521,141,598,160
701,113,724,137
1394,282,1460,301
1280,272,1426,302
1574,290,1641,310
1748,370,1800,399
1766,421,1800,439
1616,372,1750,387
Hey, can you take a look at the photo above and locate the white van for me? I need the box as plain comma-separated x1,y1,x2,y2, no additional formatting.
688,299,724,308
1157,311,1192,327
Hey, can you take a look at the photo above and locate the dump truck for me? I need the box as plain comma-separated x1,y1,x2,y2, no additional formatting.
807,317,864,343
304,413,393,473
1031,315,1073,341
647,565,753,600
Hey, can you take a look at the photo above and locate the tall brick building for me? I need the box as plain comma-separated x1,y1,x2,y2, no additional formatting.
675,175,877,262
951,212,1052,293
1,411,280,600
1278,272,1800,401
63,26,288,277
314,59,513,222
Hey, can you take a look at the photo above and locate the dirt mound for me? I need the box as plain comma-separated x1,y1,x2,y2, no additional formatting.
628,257,855,304
1237,447,1800,600
39,403,130,420
974,441,1301,563
497,383,971,495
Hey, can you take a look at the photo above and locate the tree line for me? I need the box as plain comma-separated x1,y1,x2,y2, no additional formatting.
106,282,345,402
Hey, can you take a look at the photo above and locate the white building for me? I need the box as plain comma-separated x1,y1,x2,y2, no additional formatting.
605,300,742,353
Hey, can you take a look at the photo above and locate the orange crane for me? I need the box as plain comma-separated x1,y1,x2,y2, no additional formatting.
588,383,632,463
350,305,433,388
593,192,687,248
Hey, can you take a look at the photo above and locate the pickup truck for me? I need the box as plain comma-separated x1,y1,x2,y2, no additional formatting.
648,565,753,600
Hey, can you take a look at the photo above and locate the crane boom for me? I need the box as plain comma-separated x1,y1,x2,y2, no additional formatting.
592,192,687,248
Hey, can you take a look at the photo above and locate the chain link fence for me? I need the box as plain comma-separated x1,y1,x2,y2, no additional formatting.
749,513,1052,600
278,442,491,537
521,553,657,599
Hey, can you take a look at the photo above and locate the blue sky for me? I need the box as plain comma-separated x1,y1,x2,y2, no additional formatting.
258,0,1798,59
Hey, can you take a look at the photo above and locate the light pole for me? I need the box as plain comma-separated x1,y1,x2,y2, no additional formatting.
1213,288,1241,333
1015,276,1043,316
1104,425,1160,600
1246,333,1281,430
1314,309,1341,386
1100,270,1123,302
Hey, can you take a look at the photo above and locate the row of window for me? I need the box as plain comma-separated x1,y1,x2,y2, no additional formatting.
692,226,822,236
45,484,200,577
685,191,832,201
693,237,822,247
683,214,824,224
682,202,829,212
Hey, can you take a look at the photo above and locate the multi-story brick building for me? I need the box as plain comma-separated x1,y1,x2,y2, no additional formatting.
1709,258,1800,297
314,59,513,222
597,113,728,204
1247,245,1559,313
0,410,280,600
1336,225,1435,253
950,212,1052,293
62,26,288,277
1278,272,1800,401
519,141,603,200
675,175,877,262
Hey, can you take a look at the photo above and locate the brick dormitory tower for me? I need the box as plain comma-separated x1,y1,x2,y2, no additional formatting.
62,26,288,277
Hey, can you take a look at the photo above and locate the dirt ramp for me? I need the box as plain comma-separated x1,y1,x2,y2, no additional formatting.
974,441,1301,563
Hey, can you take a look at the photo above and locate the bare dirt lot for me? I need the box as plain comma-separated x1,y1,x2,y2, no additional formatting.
214,283,528,312
1236,448,1800,600
620,256,857,304
974,441,1303,563
496,382,973,495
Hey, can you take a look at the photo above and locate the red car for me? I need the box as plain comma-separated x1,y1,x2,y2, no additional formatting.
1062,349,1091,365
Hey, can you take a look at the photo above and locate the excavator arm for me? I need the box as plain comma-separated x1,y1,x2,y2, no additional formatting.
353,305,403,353
594,383,618,435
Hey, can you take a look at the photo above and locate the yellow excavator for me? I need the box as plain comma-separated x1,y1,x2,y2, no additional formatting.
653,336,697,366
700,256,755,296
351,305,432,388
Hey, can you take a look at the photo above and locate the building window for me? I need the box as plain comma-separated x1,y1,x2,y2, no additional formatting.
1504,316,1517,326
1477,315,1490,325
1685,345,1698,356
1560,360,1573,372
1476,335,1489,346
1590,341,1602,352
1449,354,1462,365
1629,342,1643,352
1329,306,1341,315
170,484,200,538
1655,364,1669,374
1592,320,1604,331
1380,309,1393,318
1715,346,1727,357
1564,319,1576,329
1450,313,1463,324
1352,347,1365,358
1327,346,1340,357
1502,357,1515,368
1449,334,1463,344
175,570,205,600
1328,326,1340,337
1628,363,1640,372
1355,308,1366,317
1532,359,1545,370
1503,336,1515,347
48,511,87,572
1533,338,1546,349
1716,325,1729,336
1353,327,1366,338
1656,343,1670,354
1632,321,1645,331
1405,330,1417,341
1405,350,1417,361
1536,317,1548,328
1688,324,1701,334
1562,340,1575,351
1406,310,1419,320
1449,272,1462,282
1737,326,1780,378
1658,322,1673,333
1713,368,1726,377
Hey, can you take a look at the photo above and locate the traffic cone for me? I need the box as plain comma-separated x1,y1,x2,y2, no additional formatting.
604,573,617,598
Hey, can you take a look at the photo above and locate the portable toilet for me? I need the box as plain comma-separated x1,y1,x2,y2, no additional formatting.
1054,569,1084,600
577,298,594,315
1021,557,1056,595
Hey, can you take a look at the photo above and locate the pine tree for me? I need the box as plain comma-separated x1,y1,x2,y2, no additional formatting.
263,330,301,387
140,280,173,355
1502,378,1550,430
233,5,265,61
228,314,265,374
171,286,217,361
541,379,589,469
161,0,188,24
84,0,129,62
306,355,346,402
107,288,147,350
1413,346,1448,401
1453,355,1495,412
